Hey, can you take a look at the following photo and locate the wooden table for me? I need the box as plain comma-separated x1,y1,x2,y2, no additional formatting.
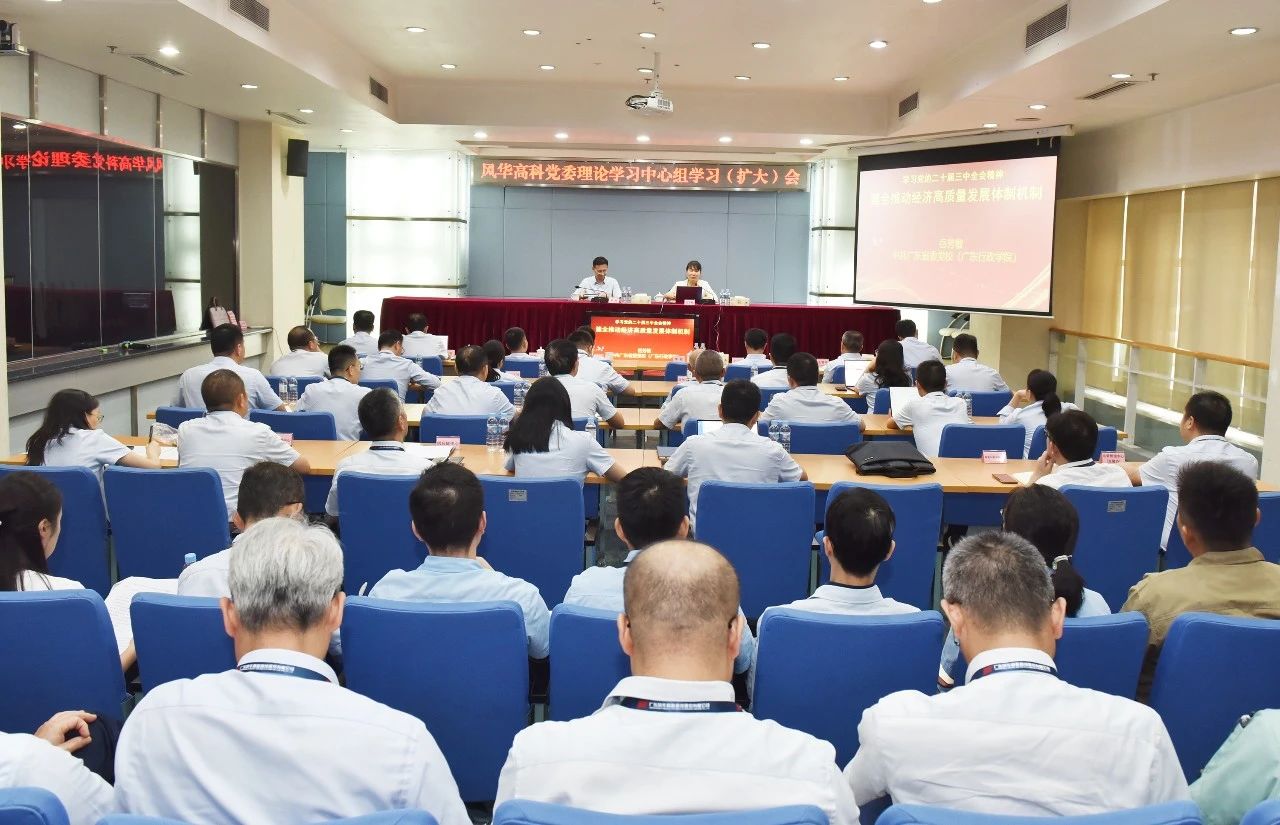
629,380,862,400
1,436,364,477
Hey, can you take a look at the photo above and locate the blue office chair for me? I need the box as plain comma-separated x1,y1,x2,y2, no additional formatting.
0,466,109,597
416,356,444,376
101,812,438,825
154,406,205,428
342,597,529,803
1029,425,1120,461
0,788,70,825
877,802,1202,825
419,413,489,445
759,387,787,412
507,359,541,379
265,375,324,395
1243,801,1280,825
695,481,815,618
336,472,426,596
1149,613,1280,780
1056,613,1150,699
937,423,1026,459
478,476,586,606
754,609,944,763
946,390,1013,417
246,410,339,513
664,361,689,381
0,591,126,733
1164,491,1280,569
104,466,230,579
726,363,774,381
548,604,630,721
493,801,828,825
1059,485,1167,611
494,381,519,403
131,594,236,693
359,378,402,397
783,422,863,455
871,389,891,414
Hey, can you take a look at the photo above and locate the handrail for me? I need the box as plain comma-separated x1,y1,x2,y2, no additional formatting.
1049,328,1269,371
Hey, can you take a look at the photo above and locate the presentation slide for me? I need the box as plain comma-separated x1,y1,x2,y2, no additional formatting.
855,147,1058,315
588,314,696,361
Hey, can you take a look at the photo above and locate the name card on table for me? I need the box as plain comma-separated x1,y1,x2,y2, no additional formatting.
1099,451,1126,464
278,433,294,445
676,375,694,384
981,450,1008,464
434,437,462,447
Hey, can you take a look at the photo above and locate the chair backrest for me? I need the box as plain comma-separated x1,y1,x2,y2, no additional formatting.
508,359,541,379
419,413,489,446
1029,425,1048,460
548,604,630,721
0,466,109,596
823,482,943,609
104,466,230,579
478,476,586,606
493,801,829,825
1149,613,1280,780
694,481,816,618
1060,485,1168,611
937,423,1026,459
1242,801,1280,825
1165,491,1280,569
336,472,426,595
494,381,518,403
264,375,324,394
759,387,788,411
945,390,1013,417
664,361,689,381
131,593,236,693
248,409,338,440
416,356,444,376
341,597,529,802
1031,425,1120,461
1055,613,1150,699
755,610,944,764
359,378,402,397
0,591,126,733
154,406,205,428
783,422,863,456
877,801,1202,825
872,388,891,414
0,788,70,825
725,363,773,381
317,281,347,313
101,811,438,825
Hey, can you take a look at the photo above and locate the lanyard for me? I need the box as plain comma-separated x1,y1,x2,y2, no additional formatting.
369,445,406,452
969,660,1058,682
609,697,742,713
237,662,332,682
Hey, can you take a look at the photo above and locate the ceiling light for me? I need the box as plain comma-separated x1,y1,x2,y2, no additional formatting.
639,31,657,39
240,83,258,89
405,26,426,34
636,134,651,143
474,130,488,139
1028,102,1047,110
799,137,813,146
522,29,541,36
1111,72,1133,80
869,40,889,49
339,129,354,133
752,42,771,49
299,108,315,114
718,136,733,143
554,131,569,140
735,75,751,81
539,64,555,71
441,63,457,70
13,123,27,130
158,45,180,58
923,0,943,4
638,67,653,74
833,76,849,82
1230,26,1259,36
983,122,998,129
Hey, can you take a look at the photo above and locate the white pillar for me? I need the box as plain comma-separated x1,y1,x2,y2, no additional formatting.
807,158,858,306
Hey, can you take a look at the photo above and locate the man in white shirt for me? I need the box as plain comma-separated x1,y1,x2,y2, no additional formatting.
360,331,442,398
572,256,622,301
895,319,943,370
546,339,626,428
174,323,285,411
568,328,631,394
823,330,872,384
845,531,1188,815
369,462,551,659
115,518,469,825
177,370,309,515
751,333,797,389
269,326,329,378
666,379,806,529
1029,409,1131,490
426,344,515,418
496,540,858,824
663,260,717,301
504,327,539,363
761,352,862,426
945,333,1010,393
656,350,725,432
326,389,439,519
295,345,370,440
402,313,448,359
0,710,114,825
888,360,970,458
340,310,379,358
742,328,772,367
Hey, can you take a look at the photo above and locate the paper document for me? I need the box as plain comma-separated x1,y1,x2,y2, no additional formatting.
402,443,455,463
889,387,920,415
131,445,178,461
842,361,871,386
104,577,180,653
1011,471,1034,485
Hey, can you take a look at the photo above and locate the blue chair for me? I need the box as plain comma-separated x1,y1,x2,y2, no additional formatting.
695,481,815,618
342,597,529,803
1243,801,1280,825
753,609,944,763
415,356,444,376
493,801,828,825
0,591,126,733
1055,613,1150,699
249,409,338,439
877,802,1202,825
0,466,109,596
104,466,230,578
726,363,774,381
1029,425,1120,461
336,472,426,595
359,378,402,397
101,812,438,825
478,476,586,606
507,359,541,379
154,406,204,428
664,361,689,381
265,375,324,395
1149,613,1280,780
937,423,1026,459
946,390,1013,417
871,388,891,414
494,381,518,403
784,422,863,455
1060,486,1168,611
759,387,787,412
1164,491,1280,569
0,788,69,825
419,413,489,445
131,593,236,693
549,604,630,721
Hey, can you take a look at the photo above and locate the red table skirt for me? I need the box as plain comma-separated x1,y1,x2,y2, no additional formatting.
380,297,900,360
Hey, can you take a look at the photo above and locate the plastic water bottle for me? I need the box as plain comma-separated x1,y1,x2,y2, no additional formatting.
750,363,759,380
288,377,298,406
513,381,526,410
183,553,197,568
720,288,730,306
586,413,599,437
486,416,500,453
780,422,792,453
538,361,549,378
768,420,781,444
278,379,289,402
961,391,973,418
498,415,511,448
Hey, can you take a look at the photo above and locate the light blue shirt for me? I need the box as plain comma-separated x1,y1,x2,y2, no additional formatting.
340,331,379,358
760,386,862,425
899,337,943,370
657,380,724,429
296,377,371,440
360,351,442,397
666,422,803,528
575,350,629,393
505,422,615,480
998,399,1080,459
946,358,1010,393
175,356,283,410
370,556,551,658
554,374,617,420
425,375,515,418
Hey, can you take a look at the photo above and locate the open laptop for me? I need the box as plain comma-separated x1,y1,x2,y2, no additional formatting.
675,285,705,303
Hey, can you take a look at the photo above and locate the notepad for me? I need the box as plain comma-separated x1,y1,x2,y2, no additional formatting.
130,445,178,461
104,577,180,653
842,361,871,386
889,387,920,415
1010,471,1035,485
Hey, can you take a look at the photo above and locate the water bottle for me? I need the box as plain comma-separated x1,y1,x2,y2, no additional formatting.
586,413,599,437
780,422,792,453
498,415,511,448
721,288,730,306
486,416,500,453
961,391,973,418
538,361,549,378
514,381,526,410
288,377,298,406
183,552,198,568
750,363,759,379
278,379,289,402
768,420,781,444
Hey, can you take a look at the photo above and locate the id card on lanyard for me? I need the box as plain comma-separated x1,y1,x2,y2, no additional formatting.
238,662,331,682
608,697,742,713
969,661,1058,682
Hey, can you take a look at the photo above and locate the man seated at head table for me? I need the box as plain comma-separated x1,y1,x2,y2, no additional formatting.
760,352,862,426
655,350,726,432
269,325,329,378
174,323,285,411
295,345,370,441
425,343,514,418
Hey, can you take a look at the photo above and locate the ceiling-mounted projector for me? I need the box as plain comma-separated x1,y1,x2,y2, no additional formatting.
626,51,673,115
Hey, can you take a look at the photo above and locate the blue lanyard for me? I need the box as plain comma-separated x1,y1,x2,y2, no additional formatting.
609,697,742,713
969,660,1058,682
237,662,331,682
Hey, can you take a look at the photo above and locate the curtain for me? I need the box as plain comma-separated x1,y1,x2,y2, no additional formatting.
1122,189,1182,347
1079,197,1126,339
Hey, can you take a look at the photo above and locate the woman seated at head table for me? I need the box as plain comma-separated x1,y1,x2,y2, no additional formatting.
504,377,627,483
26,389,162,473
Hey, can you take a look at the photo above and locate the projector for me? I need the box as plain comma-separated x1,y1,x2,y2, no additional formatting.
0,20,30,56
626,92,674,115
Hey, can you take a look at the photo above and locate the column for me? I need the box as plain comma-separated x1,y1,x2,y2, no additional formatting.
807,158,859,306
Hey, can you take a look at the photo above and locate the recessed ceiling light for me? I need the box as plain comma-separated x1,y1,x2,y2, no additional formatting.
923,0,943,4
441,63,457,70
638,67,653,74
539,64,555,71
339,129,354,133
735,75,751,81
522,29,541,36
240,83,258,89
718,136,733,143
869,40,889,49
474,130,488,139
299,108,315,114
636,134,651,143
405,26,426,34
639,32,657,39
834,76,849,82
158,45,180,58
1110,72,1133,80
983,122,998,129
799,137,813,146
1028,102,1047,110
13,123,27,130
752,42,771,49
1230,26,1259,36
554,131,569,140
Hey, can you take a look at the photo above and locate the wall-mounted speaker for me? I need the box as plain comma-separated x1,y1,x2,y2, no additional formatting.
286,138,309,177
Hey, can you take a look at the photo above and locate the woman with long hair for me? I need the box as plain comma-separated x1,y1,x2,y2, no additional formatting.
26,389,161,472
482,340,507,383
0,472,79,591
999,368,1076,458
854,339,913,396
504,377,625,482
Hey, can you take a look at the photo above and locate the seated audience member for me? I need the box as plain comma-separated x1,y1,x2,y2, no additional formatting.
295,345,370,440
855,340,913,397
326,389,439,520
174,323,284,411
340,309,379,357
1028,410,1130,489
545,339,625,427
563,468,755,677
360,331,442,398
178,463,305,597
402,312,448,359
425,344,515,418
483,339,507,383
495,540,857,824
568,328,630,394
761,352,862,425
269,326,329,378
742,328,771,367
945,333,1010,393
1131,391,1260,546
888,359,970,458
847,531,1188,814
823,330,870,383
0,473,80,591
26,388,160,473
504,327,537,361
504,378,626,483
114,518,468,825
895,319,943,370
1190,709,1280,825
656,350,726,431
369,463,551,659
666,379,805,530
999,368,1077,458
1122,462,1280,699
0,710,114,825
751,333,797,388
177,370,308,515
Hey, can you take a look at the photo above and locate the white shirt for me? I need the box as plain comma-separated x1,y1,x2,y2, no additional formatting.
658,380,724,429
505,422,615,479
340,331,379,358
1037,459,1133,491
176,537,239,598
845,647,1189,815
15,571,83,591
854,371,893,398
174,356,283,411
360,351,441,398
898,337,944,370
574,350,630,393
667,279,717,300
666,422,804,528
998,400,1080,459
177,411,301,515
892,391,970,458
945,358,1010,393
296,377,372,441
764,584,918,619
327,442,439,518
742,352,772,366
426,375,515,418
554,374,618,421
750,367,792,389
38,427,129,477
402,330,448,359
761,386,862,425
573,276,622,301
269,349,329,378
115,648,469,825
1140,435,1261,547
823,353,872,383
495,675,858,825
0,734,115,825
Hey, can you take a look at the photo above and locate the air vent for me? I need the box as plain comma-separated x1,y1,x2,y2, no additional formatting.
1079,80,1140,101
268,110,308,126
229,0,270,31
1026,3,1068,49
898,91,919,118
127,55,188,77
369,77,390,104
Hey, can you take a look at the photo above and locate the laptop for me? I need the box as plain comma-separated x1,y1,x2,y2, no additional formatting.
675,285,704,303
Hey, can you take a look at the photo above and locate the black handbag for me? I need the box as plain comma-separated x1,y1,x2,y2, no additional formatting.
846,440,937,478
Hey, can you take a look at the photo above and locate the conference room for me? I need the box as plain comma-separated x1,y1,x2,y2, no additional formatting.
3,1,1280,824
